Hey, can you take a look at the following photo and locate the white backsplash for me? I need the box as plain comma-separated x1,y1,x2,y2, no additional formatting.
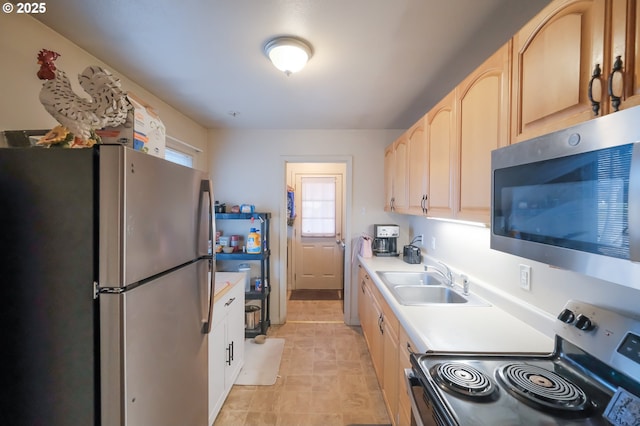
408,216,640,329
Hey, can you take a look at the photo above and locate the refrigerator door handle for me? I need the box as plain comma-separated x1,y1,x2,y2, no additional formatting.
200,179,215,334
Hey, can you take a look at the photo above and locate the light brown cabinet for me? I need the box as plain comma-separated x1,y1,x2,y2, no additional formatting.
357,264,402,424
455,42,511,223
425,90,456,218
405,118,428,215
384,43,509,224
384,135,408,212
609,0,640,112
379,288,400,423
383,144,394,212
358,266,383,379
510,0,640,142
384,118,426,215
397,327,418,426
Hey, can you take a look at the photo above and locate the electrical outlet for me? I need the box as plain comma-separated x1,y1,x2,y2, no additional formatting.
519,264,531,291
431,236,437,251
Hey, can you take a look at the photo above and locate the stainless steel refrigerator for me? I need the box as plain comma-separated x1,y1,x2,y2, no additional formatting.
0,145,215,425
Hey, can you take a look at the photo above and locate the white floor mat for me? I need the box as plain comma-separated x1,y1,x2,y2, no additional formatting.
234,338,285,386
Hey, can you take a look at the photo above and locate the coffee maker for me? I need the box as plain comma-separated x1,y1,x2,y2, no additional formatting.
372,224,400,256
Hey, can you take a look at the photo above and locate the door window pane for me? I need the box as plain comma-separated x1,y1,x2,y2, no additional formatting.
301,177,335,237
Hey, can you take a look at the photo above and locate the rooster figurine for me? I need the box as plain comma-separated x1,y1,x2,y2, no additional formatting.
36,49,131,147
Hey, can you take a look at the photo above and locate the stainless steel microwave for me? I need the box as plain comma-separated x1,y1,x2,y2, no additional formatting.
491,106,640,287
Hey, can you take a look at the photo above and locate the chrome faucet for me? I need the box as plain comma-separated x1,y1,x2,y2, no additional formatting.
425,261,454,287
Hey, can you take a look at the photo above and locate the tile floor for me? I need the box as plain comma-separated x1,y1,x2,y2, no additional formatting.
213,297,391,426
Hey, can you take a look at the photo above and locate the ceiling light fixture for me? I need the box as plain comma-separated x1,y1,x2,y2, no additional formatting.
264,36,313,76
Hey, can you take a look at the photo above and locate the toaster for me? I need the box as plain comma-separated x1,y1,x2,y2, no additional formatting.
403,245,421,264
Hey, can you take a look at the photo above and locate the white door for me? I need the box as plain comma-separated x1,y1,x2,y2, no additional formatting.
293,172,344,290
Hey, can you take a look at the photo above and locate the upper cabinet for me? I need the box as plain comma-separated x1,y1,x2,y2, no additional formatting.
512,0,606,142
384,0,640,222
512,0,640,142
405,118,428,215
384,144,394,212
610,0,640,112
384,133,408,213
384,118,427,215
425,90,456,219
384,44,509,224
455,43,511,222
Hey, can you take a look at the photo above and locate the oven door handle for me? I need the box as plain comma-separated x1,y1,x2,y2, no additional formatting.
404,368,426,426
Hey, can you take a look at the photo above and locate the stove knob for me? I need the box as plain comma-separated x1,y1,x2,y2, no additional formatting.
557,309,575,324
575,314,594,331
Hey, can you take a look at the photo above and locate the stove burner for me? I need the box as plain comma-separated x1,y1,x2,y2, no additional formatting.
497,363,589,413
431,362,497,400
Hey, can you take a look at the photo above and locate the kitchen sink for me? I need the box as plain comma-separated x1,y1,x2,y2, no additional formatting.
375,270,490,306
391,285,467,305
387,284,490,306
376,271,444,286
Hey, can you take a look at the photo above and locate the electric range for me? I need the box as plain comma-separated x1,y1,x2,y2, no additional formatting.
407,300,640,425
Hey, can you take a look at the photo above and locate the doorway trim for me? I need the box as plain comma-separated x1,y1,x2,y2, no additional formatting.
279,155,353,324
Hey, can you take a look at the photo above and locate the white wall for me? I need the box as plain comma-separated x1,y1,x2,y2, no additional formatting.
208,128,404,324
0,14,209,170
407,216,640,335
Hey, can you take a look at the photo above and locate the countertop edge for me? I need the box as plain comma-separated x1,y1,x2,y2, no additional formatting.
214,272,244,302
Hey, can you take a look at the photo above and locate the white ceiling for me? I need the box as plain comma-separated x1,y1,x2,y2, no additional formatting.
36,0,551,130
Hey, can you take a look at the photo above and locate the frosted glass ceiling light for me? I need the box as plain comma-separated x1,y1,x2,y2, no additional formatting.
264,36,313,76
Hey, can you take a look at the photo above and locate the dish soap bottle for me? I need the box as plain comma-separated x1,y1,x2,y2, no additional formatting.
246,228,261,254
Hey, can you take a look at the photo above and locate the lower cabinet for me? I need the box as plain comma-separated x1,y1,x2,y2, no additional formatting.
397,327,418,426
382,311,399,423
208,279,245,425
358,264,403,425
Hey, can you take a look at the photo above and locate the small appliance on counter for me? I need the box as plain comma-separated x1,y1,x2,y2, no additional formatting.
403,235,422,264
403,245,421,264
373,224,399,257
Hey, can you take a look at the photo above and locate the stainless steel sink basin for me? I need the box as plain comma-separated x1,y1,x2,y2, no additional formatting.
391,285,467,305
374,270,490,306
376,271,444,286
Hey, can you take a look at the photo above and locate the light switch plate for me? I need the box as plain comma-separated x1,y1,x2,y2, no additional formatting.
519,264,531,291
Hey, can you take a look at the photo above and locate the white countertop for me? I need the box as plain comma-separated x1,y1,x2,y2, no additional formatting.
213,272,244,301
359,256,554,354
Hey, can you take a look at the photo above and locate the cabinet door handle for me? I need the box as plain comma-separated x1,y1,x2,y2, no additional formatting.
224,297,236,307
423,194,428,215
226,344,231,365
230,340,234,362
587,63,601,116
608,56,624,112
378,314,384,335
